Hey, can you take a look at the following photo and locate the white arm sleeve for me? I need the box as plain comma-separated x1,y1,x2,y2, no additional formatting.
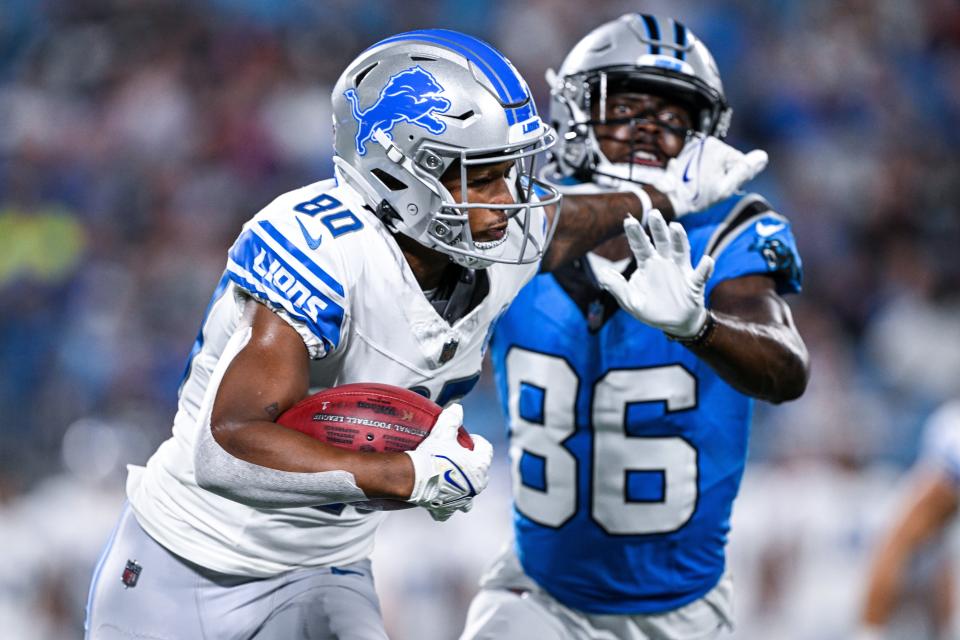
189,309,365,509
194,425,367,508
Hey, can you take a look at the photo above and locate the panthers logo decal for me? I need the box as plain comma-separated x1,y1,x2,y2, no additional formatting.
343,65,452,156
752,237,801,286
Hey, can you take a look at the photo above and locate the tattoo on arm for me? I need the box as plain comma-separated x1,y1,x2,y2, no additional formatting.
263,402,280,420
543,191,660,272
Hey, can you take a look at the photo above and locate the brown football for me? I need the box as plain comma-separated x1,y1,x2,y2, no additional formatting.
276,382,473,510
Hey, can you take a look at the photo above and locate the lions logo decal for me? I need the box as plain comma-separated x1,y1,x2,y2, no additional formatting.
344,65,452,156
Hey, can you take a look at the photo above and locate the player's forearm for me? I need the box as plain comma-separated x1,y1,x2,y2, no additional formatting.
862,470,960,625
687,311,809,403
203,420,415,502
861,516,935,626
861,540,909,626
541,187,672,272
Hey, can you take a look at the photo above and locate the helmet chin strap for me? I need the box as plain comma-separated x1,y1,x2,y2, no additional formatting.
593,150,670,188
448,251,493,270
340,129,482,267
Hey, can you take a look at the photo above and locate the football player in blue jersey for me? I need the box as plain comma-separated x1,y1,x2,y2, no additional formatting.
84,28,685,640
461,14,810,640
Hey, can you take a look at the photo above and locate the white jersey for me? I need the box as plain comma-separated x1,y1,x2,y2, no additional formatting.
128,173,544,577
920,399,960,482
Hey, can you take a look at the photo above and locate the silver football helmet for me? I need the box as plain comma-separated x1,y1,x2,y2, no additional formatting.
549,14,732,184
332,30,561,269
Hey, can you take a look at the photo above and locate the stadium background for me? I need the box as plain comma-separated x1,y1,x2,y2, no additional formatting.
1,0,959,638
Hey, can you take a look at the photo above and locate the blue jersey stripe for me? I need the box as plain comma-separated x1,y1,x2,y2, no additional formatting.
674,21,687,61
226,265,342,352
374,29,534,125
640,15,661,55
256,220,345,297
228,230,344,349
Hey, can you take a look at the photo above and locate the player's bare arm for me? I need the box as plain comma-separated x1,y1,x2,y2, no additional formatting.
691,274,809,403
861,467,959,627
595,212,808,404
540,188,673,273
208,302,415,500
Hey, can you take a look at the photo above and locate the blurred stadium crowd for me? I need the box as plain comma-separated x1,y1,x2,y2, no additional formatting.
1,1,959,638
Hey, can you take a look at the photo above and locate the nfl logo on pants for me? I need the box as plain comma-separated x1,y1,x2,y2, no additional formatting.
122,560,141,588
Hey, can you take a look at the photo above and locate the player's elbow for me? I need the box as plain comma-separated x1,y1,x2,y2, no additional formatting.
195,436,232,495
209,418,242,452
772,374,807,404
195,422,248,495
195,463,225,494
767,352,810,404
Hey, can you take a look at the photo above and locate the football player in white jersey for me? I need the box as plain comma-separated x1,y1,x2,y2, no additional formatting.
859,400,960,639
84,29,670,640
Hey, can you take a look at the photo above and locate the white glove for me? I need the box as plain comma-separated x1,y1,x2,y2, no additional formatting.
404,404,493,522
660,135,768,216
594,210,714,338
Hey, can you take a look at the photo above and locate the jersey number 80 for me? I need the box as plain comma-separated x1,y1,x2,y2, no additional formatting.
506,349,698,536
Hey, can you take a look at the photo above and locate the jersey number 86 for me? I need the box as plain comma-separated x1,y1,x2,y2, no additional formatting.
506,349,698,535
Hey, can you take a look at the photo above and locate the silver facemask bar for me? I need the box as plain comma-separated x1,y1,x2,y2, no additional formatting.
412,130,563,266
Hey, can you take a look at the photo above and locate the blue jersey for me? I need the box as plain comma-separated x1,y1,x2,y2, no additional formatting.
490,192,803,614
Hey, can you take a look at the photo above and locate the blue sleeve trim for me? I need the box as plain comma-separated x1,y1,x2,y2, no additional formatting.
257,220,345,297
227,230,344,350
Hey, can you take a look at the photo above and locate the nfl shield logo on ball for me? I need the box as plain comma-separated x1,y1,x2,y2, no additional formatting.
121,560,141,588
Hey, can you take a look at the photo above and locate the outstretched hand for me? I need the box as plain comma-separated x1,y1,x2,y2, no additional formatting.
587,136,766,219
663,136,768,216
594,211,714,338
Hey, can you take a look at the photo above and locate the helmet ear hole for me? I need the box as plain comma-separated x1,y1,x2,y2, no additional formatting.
353,62,379,87
370,168,408,192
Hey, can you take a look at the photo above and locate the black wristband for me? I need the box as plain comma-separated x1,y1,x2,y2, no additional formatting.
666,311,717,348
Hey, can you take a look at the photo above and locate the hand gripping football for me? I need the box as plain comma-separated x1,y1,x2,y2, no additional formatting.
276,383,473,510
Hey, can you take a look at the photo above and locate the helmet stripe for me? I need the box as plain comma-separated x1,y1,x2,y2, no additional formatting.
640,15,661,54
374,29,534,125
673,20,687,61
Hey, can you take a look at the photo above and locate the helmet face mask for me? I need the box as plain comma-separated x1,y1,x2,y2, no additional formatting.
426,140,549,267
332,30,561,269
549,14,732,185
